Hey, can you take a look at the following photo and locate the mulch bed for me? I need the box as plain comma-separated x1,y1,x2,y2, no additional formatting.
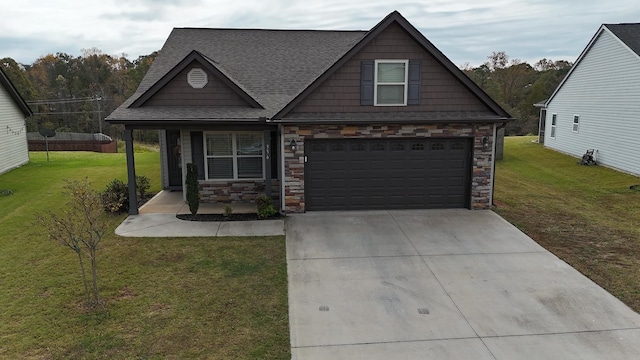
176,213,284,222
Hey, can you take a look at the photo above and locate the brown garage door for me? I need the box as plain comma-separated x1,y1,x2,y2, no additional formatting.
305,138,472,211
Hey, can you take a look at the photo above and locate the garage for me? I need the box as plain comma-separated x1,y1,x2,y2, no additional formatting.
305,138,472,211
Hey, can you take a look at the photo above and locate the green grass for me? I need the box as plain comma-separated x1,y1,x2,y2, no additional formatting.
0,152,290,359
116,141,160,153
494,137,640,311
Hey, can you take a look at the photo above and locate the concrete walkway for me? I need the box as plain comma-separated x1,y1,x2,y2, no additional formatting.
286,210,640,359
114,190,284,237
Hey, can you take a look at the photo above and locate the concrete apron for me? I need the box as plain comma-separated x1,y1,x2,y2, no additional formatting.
285,209,640,359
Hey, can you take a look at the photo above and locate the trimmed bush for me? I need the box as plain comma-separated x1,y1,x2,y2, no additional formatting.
186,163,200,216
101,178,128,213
135,175,151,199
256,195,277,219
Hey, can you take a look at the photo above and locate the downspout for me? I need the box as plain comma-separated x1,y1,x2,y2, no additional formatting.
279,124,286,214
491,122,506,207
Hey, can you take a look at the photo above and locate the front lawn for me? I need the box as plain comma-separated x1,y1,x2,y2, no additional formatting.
494,137,640,312
0,152,290,359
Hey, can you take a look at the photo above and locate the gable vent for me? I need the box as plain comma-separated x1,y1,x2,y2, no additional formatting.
187,68,208,89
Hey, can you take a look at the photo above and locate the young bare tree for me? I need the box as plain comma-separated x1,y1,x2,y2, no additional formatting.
35,178,106,308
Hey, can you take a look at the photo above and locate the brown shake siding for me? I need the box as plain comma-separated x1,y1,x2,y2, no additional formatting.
282,123,494,213
291,23,489,113
144,61,249,107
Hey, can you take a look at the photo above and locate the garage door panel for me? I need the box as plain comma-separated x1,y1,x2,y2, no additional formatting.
306,138,471,210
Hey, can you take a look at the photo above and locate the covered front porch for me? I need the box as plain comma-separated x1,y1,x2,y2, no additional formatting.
114,189,283,237
120,124,280,216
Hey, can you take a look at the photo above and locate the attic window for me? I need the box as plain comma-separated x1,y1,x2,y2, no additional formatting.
187,68,208,89
374,60,408,106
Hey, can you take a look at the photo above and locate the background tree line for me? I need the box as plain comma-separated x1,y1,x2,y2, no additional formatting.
462,51,572,135
2,49,572,140
1,49,157,142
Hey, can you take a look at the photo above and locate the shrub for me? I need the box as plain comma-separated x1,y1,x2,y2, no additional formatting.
224,205,233,218
135,175,151,199
186,163,200,216
101,178,128,213
256,195,277,219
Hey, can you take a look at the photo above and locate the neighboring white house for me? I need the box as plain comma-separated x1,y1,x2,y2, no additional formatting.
539,23,640,176
0,67,32,175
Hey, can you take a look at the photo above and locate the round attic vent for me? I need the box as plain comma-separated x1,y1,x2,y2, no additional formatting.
187,68,208,89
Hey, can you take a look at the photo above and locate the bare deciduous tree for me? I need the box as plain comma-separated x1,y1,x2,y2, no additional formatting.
35,178,106,308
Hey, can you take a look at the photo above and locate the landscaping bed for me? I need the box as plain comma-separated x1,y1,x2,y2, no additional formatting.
177,213,284,221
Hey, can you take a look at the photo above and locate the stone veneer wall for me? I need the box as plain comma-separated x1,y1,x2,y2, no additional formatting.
282,124,494,213
199,180,280,203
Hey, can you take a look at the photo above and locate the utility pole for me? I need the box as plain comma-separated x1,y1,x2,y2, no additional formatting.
95,96,102,134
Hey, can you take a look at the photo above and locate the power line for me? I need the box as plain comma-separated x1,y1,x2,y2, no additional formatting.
33,110,99,115
27,97,103,105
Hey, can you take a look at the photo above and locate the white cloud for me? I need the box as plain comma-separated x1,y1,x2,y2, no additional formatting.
1,0,639,66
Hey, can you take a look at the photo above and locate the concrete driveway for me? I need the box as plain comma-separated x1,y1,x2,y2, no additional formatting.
285,209,640,359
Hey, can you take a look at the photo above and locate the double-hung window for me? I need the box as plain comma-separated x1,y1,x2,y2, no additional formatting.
374,60,408,106
572,115,580,133
550,113,557,139
204,132,264,180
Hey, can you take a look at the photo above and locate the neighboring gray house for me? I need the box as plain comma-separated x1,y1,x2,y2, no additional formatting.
0,67,32,175
540,23,640,175
107,11,512,214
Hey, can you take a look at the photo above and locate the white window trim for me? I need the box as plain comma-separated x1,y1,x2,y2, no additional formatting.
203,131,265,181
572,115,580,133
374,59,408,106
550,113,557,139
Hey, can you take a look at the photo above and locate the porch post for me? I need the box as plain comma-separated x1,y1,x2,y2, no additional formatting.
264,130,272,197
124,129,138,215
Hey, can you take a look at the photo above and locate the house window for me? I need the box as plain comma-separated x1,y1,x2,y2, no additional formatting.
351,143,366,152
204,132,264,180
374,60,408,106
550,113,557,139
572,115,580,133
391,142,405,151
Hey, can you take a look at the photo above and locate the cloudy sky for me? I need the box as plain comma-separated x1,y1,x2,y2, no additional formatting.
2,0,640,67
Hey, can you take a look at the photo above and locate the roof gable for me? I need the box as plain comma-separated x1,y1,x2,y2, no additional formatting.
106,28,366,122
0,67,32,117
546,23,640,106
605,23,640,57
107,11,509,124
273,11,510,119
283,21,496,118
130,50,262,108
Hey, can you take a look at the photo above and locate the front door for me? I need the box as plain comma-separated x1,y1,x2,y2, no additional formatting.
166,130,182,189
539,109,547,144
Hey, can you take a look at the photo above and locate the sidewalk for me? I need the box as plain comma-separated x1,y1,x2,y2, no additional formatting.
114,191,285,237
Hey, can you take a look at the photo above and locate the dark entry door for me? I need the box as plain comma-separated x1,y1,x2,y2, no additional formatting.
539,109,547,144
166,130,182,189
305,138,472,211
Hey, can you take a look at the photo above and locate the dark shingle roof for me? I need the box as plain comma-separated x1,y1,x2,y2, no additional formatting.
0,67,32,117
605,23,640,57
107,11,511,125
108,28,366,122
